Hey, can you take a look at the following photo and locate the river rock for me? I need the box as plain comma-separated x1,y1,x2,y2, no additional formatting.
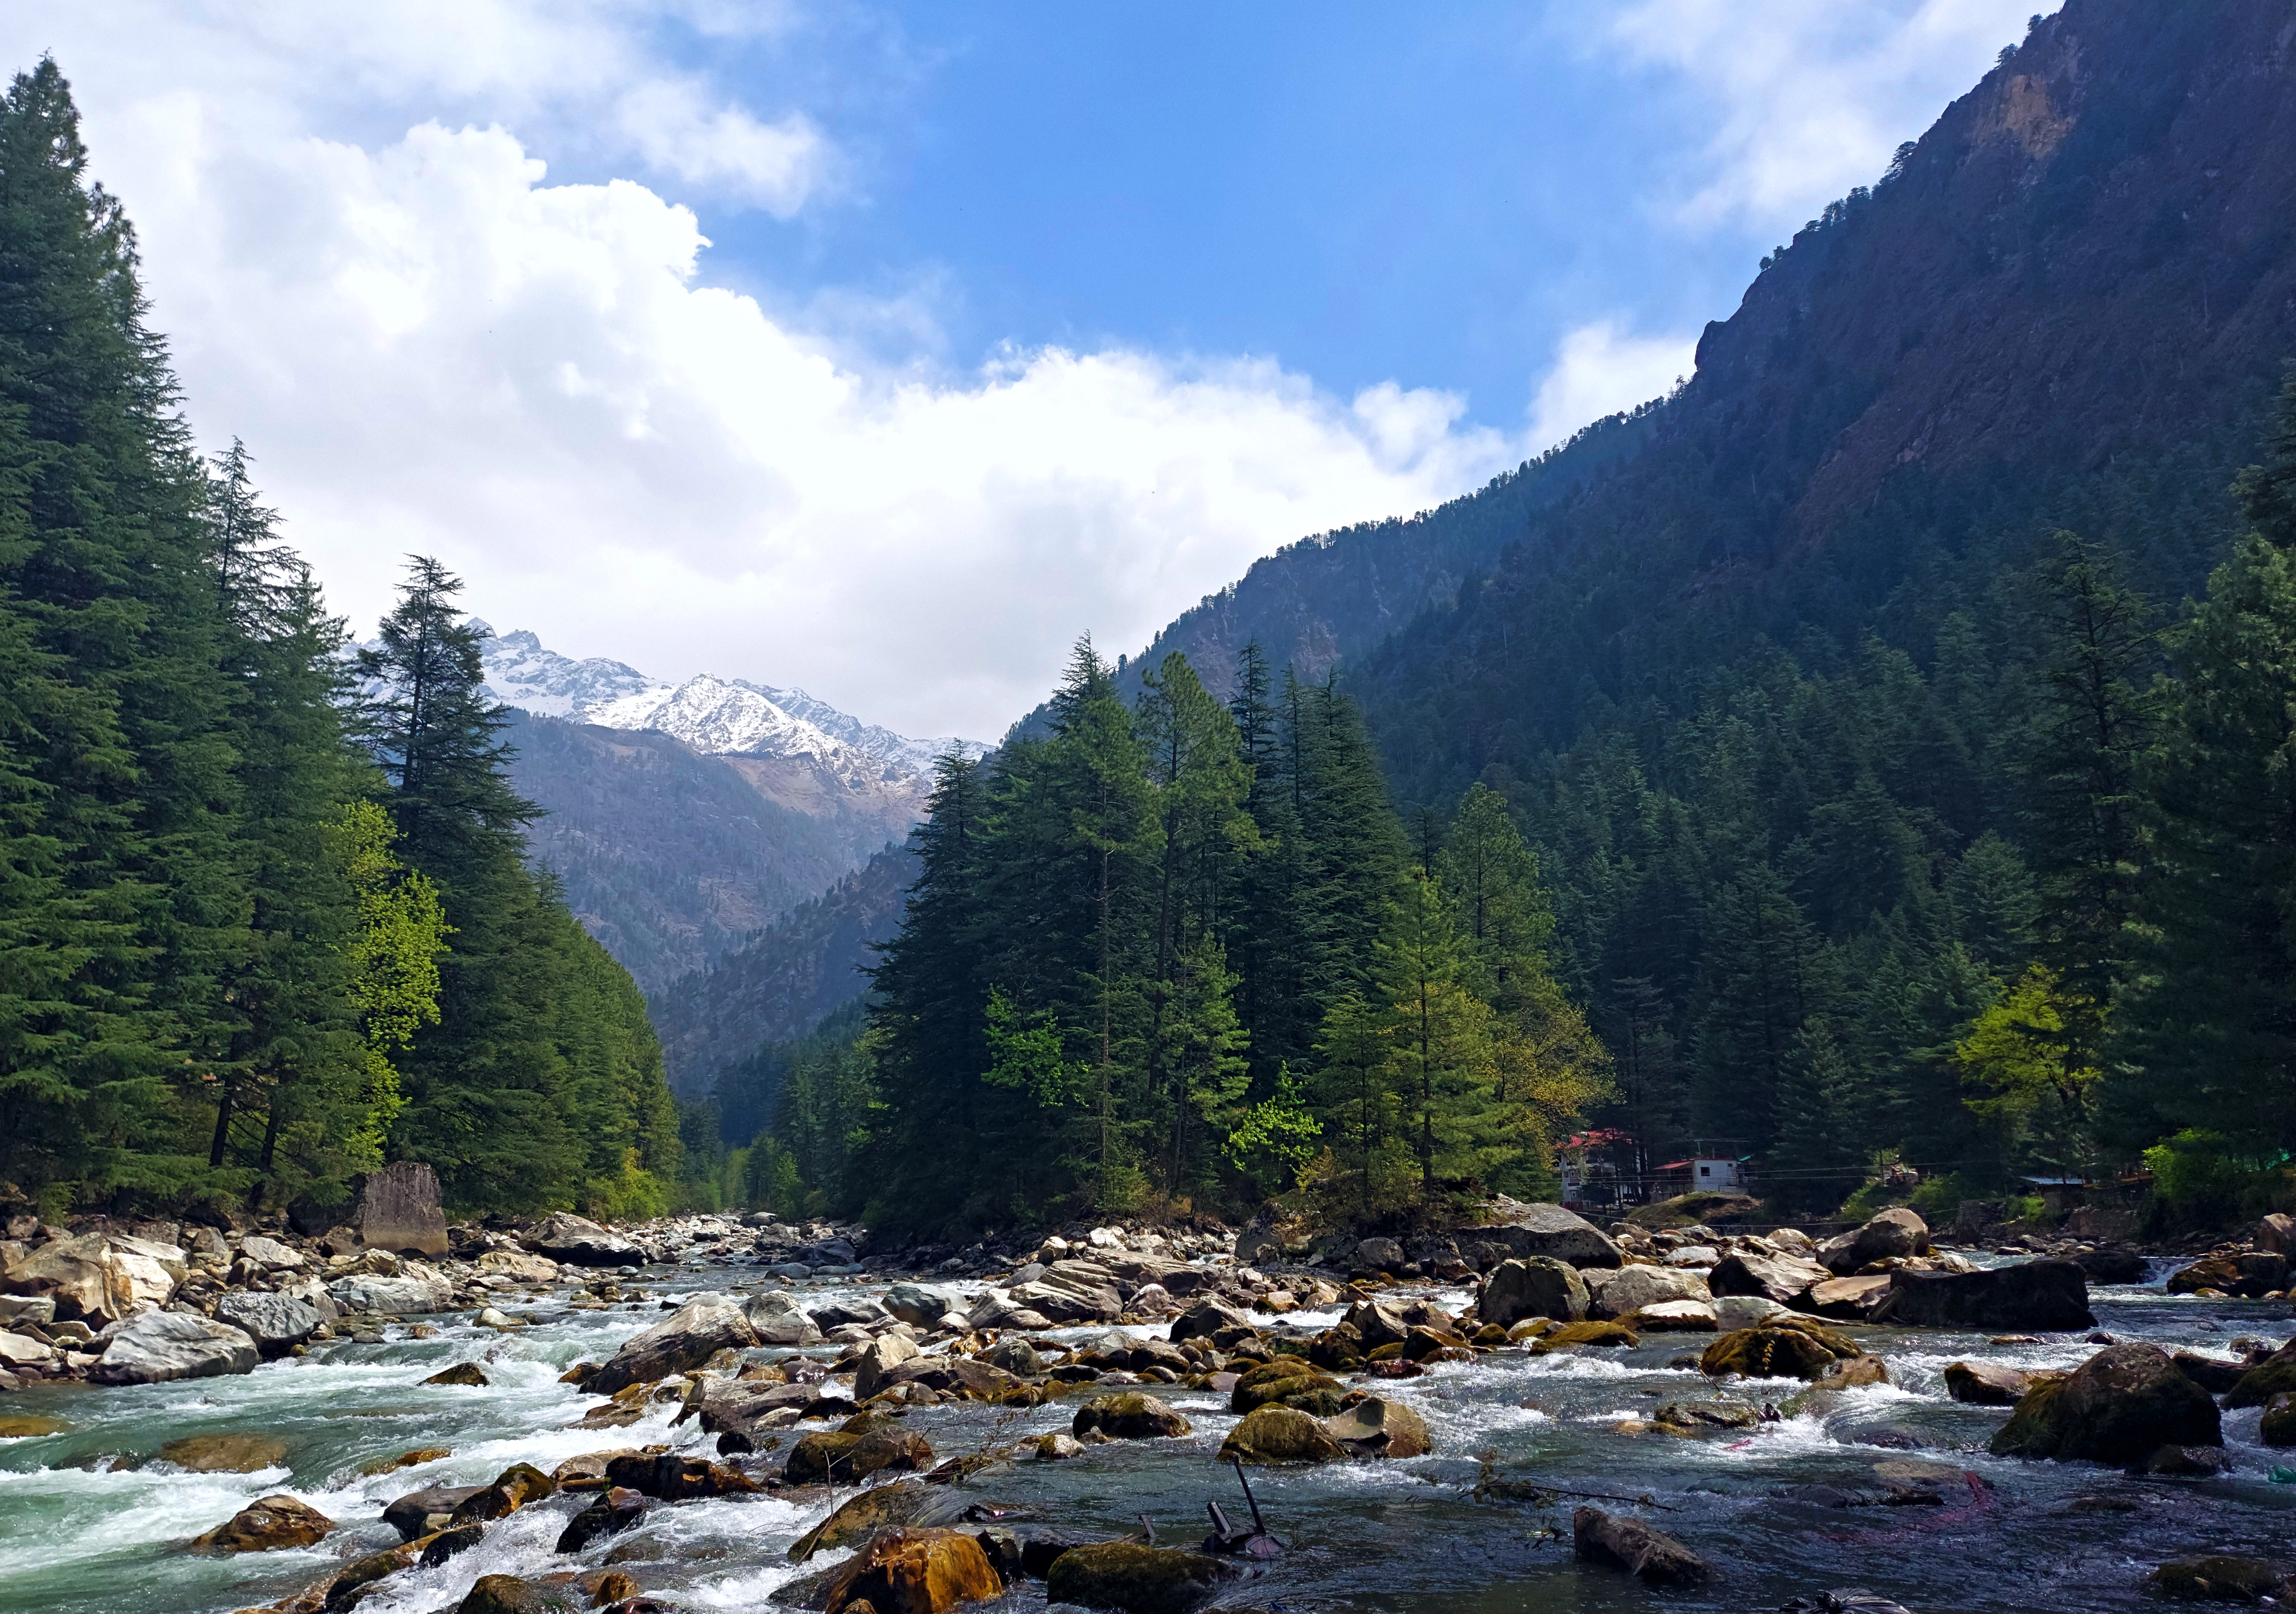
331,1162,448,1256
2143,1443,2231,1477
93,1309,258,1384
1073,1392,1192,1440
1944,1361,2040,1405
1599,1263,1710,1317
1220,1404,1344,1464
385,1484,487,1540
524,1213,646,1268
1628,1298,1720,1331
1883,1259,2094,1331
1707,1252,1829,1307
885,1283,959,1326
789,1478,929,1561
1990,1343,2220,1463
236,1235,306,1272
855,1330,919,1398
157,1433,287,1471
1323,1394,1431,1457
192,1494,335,1553
2168,1250,2290,1299
2146,1557,2295,1603
741,1289,820,1345
1008,1259,1125,1322
0,1294,54,1328
474,1249,559,1283
783,1427,932,1484
556,1485,648,1553
1480,1203,1622,1269
1169,1296,1252,1343
2227,1339,2296,1408
2074,1247,2149,1285
1817,1208,1929,1275
1045,1542,1239,1614
587,1297,757,1394
1,1232,178,1326
457,1576,580,1613
328,1267,453,1315
1700,1318,1862,1381
2262,1391,2296,1447
1354,1236,1406,1272
451,1461,557,1522
214,1291,322,1356
1480,1257,1588,1327
2258,1213,2295,1254
1571,1506,1710,1585
605,1450,763,1499
819,1525,1004,1614
1807,1274,1895,1322
424,1361,489,1386
2169,1349,2251,1394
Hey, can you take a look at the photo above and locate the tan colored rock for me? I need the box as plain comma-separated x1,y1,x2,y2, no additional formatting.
820,1526,1004,1614
192,1494,335,1553
1323,1395,1431,1457
158,1433,288,1472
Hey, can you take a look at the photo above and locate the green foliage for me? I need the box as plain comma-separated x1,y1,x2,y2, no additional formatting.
334,800,449,1167
984,989,1086,1108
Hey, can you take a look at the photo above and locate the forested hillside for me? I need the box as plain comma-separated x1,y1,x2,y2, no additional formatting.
503,711,853,993
0,62,676,1220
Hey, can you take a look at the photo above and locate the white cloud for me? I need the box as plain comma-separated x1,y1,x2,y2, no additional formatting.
28,41,1513,738
1527,321,1697,454
1584,0,2056,232
614,79,831,216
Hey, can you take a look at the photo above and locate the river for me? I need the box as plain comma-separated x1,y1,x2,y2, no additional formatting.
2,1260,2290,1614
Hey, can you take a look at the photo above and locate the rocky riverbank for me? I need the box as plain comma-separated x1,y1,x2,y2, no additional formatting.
2,1200,2293,1614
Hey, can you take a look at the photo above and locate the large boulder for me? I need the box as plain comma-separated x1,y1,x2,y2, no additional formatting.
1806,1273,1896,1322
213,1292,322,1357
586,1297,757,1394
885,1283,959,1326
1480,1257,1588,1328
855,1331,920,1399
191,1494,335,1553
1882,1260,2094,1331
1044,1542,1239,1614
341,1163,448,1256
1571,1507,1709,1586
820,1526,1004,1614
2226,1339,2296,1409
328,1266,453,1315
384,1484,487,1540
93,1310,258,1384
1707,1252,1829,1307
1007,1259,1124,1322
1817,1207,1930,1275
744,1289,820,1345
523,1213,646,1268
1219,1405,1345,1464
1944,1361,2046,1406
1168,1296,1252,1343
236,1235,306,1272
555,1486,647,1554
2167,1249,2290,1298
1699,1318,1862,1381
2258,1213,2295,1254
1989,1343,2221,1463
1,1232,180,1326
1479,1203,1622,1269
1338,1299,1410,1350
1071,1392,1192,1440
1322,1395,1431,1457
1596,1263,1711,1318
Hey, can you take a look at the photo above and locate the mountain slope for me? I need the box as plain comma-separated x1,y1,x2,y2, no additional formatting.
502,710,856,992
1357,0,2296,800
649,843,918,1097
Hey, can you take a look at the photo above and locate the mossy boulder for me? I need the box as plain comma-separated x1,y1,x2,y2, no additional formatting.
1989,1344,2220,1463
1532,1321,1639,1352
2145,1557,2292,1603
1072,1393,1192,1441
2261,1391,2296,1448
2227,1339,2296,1409
1218,1405,1345,1464
1698,1318,1859,1380
1044,1542,1239,1614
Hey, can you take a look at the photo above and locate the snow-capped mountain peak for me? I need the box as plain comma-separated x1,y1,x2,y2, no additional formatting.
474,624,974,780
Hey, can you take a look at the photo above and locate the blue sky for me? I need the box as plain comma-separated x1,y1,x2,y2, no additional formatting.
11,1,2050,735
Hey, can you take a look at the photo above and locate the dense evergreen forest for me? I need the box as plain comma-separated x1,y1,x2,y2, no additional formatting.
0,62,676,1221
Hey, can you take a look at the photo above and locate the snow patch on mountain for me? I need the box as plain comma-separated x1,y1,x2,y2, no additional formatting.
474,623,973,778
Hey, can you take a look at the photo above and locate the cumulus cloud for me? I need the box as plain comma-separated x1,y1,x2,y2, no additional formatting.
614,79,832,216
1526,321,1698,454
31,49,1512,736
1585,0,2056,232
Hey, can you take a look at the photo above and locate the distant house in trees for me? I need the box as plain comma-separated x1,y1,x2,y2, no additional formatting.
1558,1128,1639,1211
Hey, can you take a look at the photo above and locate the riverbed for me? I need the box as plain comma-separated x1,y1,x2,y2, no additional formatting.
2,1262,2290,1614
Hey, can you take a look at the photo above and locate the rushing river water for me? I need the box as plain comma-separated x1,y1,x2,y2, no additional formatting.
3,1260,2291,1614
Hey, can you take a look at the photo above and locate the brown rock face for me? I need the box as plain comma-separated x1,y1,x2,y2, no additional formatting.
349,1162,449,1257
191,1494,335,1553
820,1527,1004,1614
